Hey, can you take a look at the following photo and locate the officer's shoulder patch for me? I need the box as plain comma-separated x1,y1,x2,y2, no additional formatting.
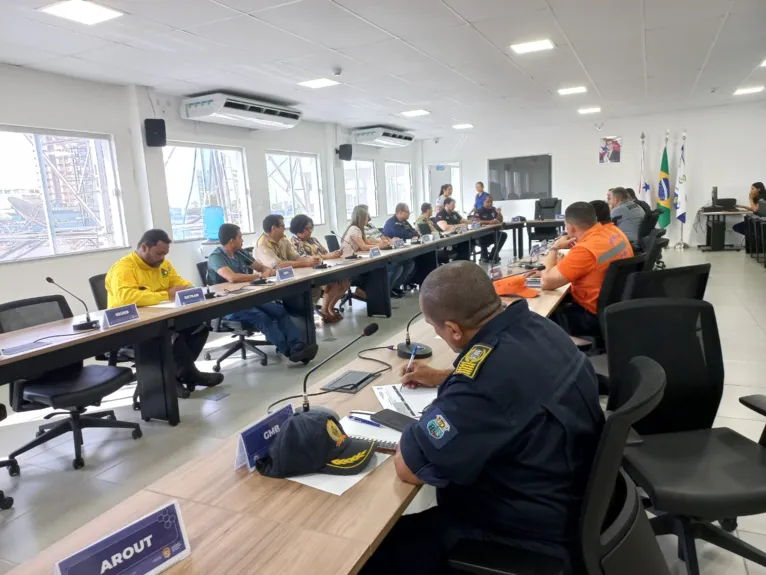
420,407,458,449
454,344,493,380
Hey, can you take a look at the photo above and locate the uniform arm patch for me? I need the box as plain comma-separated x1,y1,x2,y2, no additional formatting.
454,344,493,379
420,408,458,449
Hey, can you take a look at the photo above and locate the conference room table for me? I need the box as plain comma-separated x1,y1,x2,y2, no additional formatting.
697,208,748,252
9,284,568,575
503,219,566,259
0,225,501,426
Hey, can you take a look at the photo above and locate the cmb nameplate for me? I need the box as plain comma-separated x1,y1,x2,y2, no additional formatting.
234,404,294,472
174,287,204,307
103,304,139,328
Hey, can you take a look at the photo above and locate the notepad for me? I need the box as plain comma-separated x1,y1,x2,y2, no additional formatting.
372,384,437,417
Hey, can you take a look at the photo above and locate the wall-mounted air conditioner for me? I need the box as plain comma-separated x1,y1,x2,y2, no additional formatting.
351,127,414,148
181,93,302,130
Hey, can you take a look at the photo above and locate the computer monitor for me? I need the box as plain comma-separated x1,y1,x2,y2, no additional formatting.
712,186,718,205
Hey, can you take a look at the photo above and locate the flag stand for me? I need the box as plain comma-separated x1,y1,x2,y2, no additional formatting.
673,130,689,250
675,223,689,250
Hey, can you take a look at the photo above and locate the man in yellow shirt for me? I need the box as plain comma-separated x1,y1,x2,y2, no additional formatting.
106,229,223,396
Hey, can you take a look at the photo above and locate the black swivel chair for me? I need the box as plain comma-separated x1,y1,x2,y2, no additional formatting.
642,230,669,270
605,299,766,575
637,208,661,245
0,296,141,471
197,261,268,372
622,264,710,300
527,198,562,253
325,235,365,312
448,356,670,575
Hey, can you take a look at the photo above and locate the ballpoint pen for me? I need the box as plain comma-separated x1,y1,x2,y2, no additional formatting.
347,415,381,427
405,345,420,374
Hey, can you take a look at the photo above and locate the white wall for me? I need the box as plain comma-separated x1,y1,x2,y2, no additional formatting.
422,102,766,245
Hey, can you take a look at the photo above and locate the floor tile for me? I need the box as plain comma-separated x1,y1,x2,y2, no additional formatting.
717,386,766,421
656,533,747,574
734,530,766,573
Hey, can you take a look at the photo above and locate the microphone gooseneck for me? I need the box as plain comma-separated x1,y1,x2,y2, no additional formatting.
405,311,422,346
397,311,433,360
46,276,100,331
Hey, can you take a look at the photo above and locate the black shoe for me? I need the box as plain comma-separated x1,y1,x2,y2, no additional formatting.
391,290,403,299
187,371,224,387
289,343,318,363
175,382,191,399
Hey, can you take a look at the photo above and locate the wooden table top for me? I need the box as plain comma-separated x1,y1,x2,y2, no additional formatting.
10,286,567,575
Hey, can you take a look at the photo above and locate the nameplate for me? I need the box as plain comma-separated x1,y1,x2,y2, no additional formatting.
55,501,190,575
422,234,434,244
394,239,405,248
555,214,565,220
104,304,139,328
276,266,295,282
471,222,481,230
235,404,294,472
369,247,382,258
512,216,521,222
490,267,503,280
174,287,205,307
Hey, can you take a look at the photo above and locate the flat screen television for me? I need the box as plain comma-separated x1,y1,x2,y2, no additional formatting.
488,155,552,201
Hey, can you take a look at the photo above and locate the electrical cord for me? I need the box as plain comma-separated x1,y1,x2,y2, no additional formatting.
33,329,99,343
357,345,395,376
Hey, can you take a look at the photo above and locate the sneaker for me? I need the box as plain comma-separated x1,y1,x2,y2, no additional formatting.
191,371,224,387
289,343,318,363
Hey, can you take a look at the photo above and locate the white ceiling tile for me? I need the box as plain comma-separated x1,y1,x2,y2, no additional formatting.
407,25,499,66
547,0,641,43
644,0,730,30
0,13,115,56
151,80,208,95
31,56,166,86
252,0,390,49
333,0,463,39
76,44,209,80
279,50,380,83
645,19,720,84
338,39,436,75
0,41,58,66
215,0,303,13
473,7,568,52
98,0,239,29
443,0,548,23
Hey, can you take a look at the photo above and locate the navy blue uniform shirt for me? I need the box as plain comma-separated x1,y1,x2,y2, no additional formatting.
399,300,603,558
383,215,419,240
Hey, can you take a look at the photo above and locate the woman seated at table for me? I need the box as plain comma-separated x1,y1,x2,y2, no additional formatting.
734,182,766,253
289,214,350,323
343,205,413,298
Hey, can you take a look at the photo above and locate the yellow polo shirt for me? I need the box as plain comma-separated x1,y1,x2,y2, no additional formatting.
105,251,192,308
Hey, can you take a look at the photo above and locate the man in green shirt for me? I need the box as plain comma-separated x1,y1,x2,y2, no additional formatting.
208,223,318,364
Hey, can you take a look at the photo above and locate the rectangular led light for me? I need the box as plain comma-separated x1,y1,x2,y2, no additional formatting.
761,59,766,67
558,86,587,95
39,0,123,25
734,86,764,95
297,78,340,89
510,39,555,54
452,124,474,130
578,107,601,115
401,109,430,117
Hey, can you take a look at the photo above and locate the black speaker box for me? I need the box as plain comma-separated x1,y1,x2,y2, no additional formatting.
144,119,166,147
337,143,352,161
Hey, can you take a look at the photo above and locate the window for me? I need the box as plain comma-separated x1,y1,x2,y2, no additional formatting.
344,159,377,219
265,152,323,225
163,143,251,240
384,162,412,213
0,127,126,263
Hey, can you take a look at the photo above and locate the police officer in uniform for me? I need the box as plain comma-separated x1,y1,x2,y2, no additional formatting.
360,261,604,575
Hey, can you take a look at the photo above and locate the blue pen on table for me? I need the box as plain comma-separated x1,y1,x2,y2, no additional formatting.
406,345,420,374
347,415,381,428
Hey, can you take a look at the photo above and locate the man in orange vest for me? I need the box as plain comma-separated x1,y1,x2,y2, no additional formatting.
537,201,633,336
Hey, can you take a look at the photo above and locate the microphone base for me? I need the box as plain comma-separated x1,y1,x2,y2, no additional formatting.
397,342,433,359
73,320,100,331
297,405,340,420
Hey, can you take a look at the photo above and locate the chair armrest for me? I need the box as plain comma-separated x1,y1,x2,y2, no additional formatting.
626,427,643,447
739,395,766,417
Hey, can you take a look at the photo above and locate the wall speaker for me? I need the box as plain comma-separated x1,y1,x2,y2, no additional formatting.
144,119,167,147
337,144,352,161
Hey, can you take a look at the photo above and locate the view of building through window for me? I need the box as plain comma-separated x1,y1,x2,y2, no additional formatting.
384,162,412,213
266,152,323,225
0,129,126,263
343,159,377,219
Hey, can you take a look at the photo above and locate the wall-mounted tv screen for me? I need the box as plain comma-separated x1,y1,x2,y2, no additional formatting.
488,155,552,201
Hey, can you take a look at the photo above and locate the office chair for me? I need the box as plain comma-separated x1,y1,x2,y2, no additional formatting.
325,235,366,312
417,223,432,236
0,404,15,508
448,356,670,575
197,261,268,372
605,299,766,575
0,295,141,471
622,264,710,300
642,230,669,270
638,208,661,243
527,198,562,253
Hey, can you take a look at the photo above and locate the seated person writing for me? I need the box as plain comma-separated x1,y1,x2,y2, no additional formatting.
208,223,318,364
435,198,471,260
289,214,351,323
473,195,507,263
536,202,633,337
360,262,603,575
417,203,450,264
105,229,223,396
608,186,644,245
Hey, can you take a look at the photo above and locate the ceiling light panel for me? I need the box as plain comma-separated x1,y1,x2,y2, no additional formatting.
39,0,123,25
510,39,554,54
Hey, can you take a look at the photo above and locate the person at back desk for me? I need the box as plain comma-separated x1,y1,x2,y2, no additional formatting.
105,229,223,395
733,182,766,253
473,195,507,263
360,262,603,575
534,202,633,337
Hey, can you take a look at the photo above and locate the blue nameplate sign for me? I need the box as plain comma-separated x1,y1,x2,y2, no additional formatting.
276,266,295,281
235,404,294,472
555,214,565,220
394,239,405,248
55,501,190,575
369,247,382,258
512,216,521,222
490,267,503,280
471,222,480,230
104,304,139,328
174,287,204,307
422,234,434,244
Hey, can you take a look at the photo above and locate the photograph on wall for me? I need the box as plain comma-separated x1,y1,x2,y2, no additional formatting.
599,137,622,163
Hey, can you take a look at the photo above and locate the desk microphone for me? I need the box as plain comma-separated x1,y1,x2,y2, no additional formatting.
45,277,100,331
302,323,378,412
330,230,359,259
396,311,433,360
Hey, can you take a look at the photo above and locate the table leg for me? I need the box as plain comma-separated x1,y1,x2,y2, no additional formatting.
518,227,525,259
134,330,179,426
413,252,438,285
364,265,391,318
282,289,317,346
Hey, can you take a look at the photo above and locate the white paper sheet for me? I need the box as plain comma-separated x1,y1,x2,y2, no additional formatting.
372,384,437,417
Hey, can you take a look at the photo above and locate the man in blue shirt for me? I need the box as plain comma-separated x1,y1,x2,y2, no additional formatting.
474,181,490,212
207,223,318,364
360,262,603,575
382,203,417,289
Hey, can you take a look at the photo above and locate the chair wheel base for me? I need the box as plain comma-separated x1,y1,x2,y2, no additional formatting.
133,402,140,411
212,364,221,372
132,428,142,440
260,359,268,366
7,461,19,477
204,353,212,361
0,495,13,510
35,430,45,438
720,518,738,532
72,458,84,470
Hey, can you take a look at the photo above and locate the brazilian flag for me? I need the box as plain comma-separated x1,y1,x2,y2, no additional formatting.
657,145,671,228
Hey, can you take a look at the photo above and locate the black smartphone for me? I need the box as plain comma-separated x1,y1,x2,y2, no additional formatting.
250,278,268,285
313,263,328,269
370,409,418,432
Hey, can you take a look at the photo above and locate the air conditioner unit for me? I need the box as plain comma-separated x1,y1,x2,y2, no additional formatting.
352,127,414,148
181,93,302,130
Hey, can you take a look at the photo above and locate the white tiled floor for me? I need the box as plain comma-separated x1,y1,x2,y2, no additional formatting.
1,247,766,572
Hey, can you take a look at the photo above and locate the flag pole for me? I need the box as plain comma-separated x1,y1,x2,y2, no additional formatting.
674,130,689,250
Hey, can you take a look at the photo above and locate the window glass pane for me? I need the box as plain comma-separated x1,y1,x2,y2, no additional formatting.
266,152,323,226
0,129,126,262
343,159,377,219
163,144,251,241
385,162,412,213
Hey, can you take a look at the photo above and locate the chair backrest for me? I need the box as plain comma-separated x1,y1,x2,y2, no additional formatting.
596,255,645,327
244,246,254,255
88,273,109,311
324,234,340,252
197,261,209,287
534,197,561,220
579,356,669,575
642,230,668,269
605,299,723,434
637,204,654,239
0,295,73,334
623,264,710,300
417,223,432,236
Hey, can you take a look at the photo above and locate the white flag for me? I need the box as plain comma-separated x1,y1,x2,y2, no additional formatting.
673,140,687,223
639,135,651,203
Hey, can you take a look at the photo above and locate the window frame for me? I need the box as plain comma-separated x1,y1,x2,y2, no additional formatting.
343,158,378,219
264,150,325,225
0,124,128,265
384,161,413,215
162,141,253,242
